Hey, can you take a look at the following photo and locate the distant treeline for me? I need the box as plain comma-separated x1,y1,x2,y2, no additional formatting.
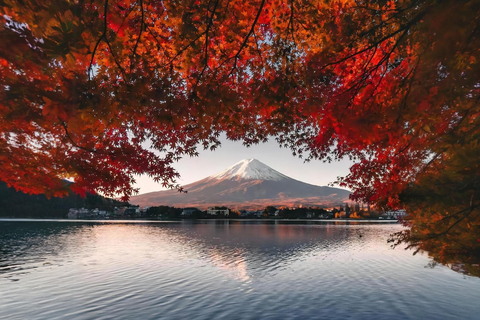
144,205,374,220
144,206,223,219
0,182,128,218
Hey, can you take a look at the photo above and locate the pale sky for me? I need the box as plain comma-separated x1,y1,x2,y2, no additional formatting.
135,136,353,195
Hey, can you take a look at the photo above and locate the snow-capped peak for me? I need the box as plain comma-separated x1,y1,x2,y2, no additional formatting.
211,159,289,181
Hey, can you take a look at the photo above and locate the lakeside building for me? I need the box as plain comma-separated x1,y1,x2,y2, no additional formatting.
68,208,108,219
207,208,229,217
68,206,145,219
124,205,141,217
383,209,407,219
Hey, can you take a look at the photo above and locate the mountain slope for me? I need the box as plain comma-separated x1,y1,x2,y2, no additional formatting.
131,159,350,209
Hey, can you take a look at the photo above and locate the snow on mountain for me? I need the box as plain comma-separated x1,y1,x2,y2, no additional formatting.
131,159,351,209
211,159,289,181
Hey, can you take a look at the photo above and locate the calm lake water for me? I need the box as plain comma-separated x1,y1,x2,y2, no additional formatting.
1,220,479,320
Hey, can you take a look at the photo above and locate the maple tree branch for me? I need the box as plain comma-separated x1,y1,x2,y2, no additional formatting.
160,31,207,68
229,0,266,74
88,0,127,82
88,0,109,79
252,31,264,70
432,203,478,238
60,122,99,154
286,0,296,44
418,151,445,175
339,45,380,105
130,0,145,72
398,55,422,112
190,0,221,99
321,10,427,71
360,45,378,76
199,0,221,79
146,25,171,60
415,105,477,174
105,40,128,82
437,198,478,224
366,61,389,101
113,4,137,37
336,25,410,100
353,1,419,41
352,0,421,14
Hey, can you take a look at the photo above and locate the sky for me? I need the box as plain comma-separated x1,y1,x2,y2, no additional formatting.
134,137,354,195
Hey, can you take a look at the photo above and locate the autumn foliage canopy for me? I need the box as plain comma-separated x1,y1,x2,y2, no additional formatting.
1,0,479,219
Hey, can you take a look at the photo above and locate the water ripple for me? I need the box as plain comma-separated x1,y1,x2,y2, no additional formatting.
0,221,479,320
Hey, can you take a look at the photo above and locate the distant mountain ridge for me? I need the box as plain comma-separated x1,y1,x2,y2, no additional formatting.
131,159,350,209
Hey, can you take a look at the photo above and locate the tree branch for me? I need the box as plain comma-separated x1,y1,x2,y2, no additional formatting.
320,10,427,71
88,0,127,82
160,31,207,68
189,0,221,99
88,0,109,79
229,0,266,75
130,0,145,73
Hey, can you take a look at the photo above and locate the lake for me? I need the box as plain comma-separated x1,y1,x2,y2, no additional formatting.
1,219,479,320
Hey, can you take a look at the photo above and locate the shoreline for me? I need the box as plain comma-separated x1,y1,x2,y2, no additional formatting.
0,218,399,223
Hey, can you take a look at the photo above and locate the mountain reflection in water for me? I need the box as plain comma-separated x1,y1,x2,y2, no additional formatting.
1,220,479,320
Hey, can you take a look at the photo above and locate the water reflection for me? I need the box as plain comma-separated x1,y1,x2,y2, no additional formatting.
0,220,397,283
0,221,398,280
391,223,480,277
1,220,479,320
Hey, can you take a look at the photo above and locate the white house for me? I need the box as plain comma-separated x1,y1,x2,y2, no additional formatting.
207,208,229,217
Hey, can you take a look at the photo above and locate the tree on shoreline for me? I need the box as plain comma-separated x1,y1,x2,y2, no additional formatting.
1,1,479,253
0,181,128,218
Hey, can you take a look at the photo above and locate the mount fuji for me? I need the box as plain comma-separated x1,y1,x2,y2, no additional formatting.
131,159,351,209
